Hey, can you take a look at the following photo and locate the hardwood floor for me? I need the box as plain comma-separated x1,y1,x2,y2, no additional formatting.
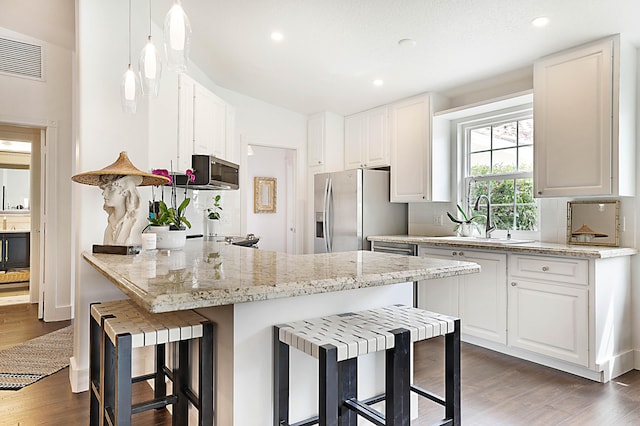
2,302,640,425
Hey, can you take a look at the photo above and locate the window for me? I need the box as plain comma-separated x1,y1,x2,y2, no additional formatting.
461,110,538,233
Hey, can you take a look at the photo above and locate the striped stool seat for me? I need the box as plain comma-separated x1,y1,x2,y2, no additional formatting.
274,305,460,426
89,299,214,426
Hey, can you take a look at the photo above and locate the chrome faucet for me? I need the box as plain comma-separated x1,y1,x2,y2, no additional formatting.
474,195,496,238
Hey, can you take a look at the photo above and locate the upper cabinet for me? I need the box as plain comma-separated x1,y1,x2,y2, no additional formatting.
307,111,344,172
534,35,636,197
344,105,389,169
390,93,450,202
178,74,234,171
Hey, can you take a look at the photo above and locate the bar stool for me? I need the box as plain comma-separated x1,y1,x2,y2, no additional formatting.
273,304,460,426
89,300,214,426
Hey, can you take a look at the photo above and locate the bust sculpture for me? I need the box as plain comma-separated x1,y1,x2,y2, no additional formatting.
72,152,170,247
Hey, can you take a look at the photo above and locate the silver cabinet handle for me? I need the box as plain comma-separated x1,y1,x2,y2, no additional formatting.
459,251,464,256
452,251,457,256
542,266,549,272
4,240,8,262
511,282,517,286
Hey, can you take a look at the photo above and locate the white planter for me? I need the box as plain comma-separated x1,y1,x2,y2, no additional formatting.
207,219,220,237
148,226,187,250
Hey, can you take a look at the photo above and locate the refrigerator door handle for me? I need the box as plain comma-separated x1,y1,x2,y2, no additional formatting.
322,177,330,253
326,178,333,252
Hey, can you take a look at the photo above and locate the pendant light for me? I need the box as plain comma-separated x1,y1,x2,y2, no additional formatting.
164,0,192,72
121,0,139,113
139,0,162,96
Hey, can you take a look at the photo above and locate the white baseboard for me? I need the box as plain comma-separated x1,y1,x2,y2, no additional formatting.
596,350,635,382
69,356,89,393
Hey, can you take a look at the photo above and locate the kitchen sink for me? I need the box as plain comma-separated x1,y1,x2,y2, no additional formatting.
436,236,535,245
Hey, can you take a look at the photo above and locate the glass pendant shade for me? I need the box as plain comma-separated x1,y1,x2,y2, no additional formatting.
164,0,192,72
121,64,139,114
139,36,162,96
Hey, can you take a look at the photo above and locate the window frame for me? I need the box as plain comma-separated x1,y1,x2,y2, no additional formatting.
456,106,540,239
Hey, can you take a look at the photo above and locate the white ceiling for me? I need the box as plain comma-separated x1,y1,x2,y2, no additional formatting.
161,0,640,116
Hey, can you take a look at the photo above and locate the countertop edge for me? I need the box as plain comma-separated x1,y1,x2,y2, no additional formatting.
368,235,638,259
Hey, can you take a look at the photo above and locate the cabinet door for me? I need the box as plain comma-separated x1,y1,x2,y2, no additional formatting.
364,106,389,167
177,75,195,171
193,84,226,159
3,233,30,269
390,94,430,202
307,113,325,167
344,114,364,169
458,251,507,344
534,38,613,197
417,248,459,316
508,279,588,366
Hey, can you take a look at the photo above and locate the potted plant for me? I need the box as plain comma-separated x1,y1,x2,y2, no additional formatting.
447,204,482,237
206,194,222,237
146,168,194,249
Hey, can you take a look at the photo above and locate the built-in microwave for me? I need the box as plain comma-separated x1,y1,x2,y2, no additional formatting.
176,155,239,190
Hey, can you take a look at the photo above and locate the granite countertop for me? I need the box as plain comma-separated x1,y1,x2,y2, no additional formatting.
368,235,637,259
82,239,480,313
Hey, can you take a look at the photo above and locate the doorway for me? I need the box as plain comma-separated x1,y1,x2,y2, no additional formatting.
0,124,40,307
246,145,297,253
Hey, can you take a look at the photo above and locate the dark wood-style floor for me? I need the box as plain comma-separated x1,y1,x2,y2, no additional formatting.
2,302,640,425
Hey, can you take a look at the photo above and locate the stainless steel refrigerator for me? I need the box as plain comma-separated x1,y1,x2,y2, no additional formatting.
314,169,407,253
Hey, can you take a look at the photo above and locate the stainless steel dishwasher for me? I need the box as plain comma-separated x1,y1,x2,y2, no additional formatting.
370,240,418,306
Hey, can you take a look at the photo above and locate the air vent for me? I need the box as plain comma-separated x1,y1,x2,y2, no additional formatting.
0,37,43,80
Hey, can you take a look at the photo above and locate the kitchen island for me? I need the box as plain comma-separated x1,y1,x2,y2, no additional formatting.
82,239,479,425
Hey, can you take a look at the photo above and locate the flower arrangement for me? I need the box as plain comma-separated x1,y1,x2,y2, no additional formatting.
148,168,195,230
207,194,222,220
447,204,482,236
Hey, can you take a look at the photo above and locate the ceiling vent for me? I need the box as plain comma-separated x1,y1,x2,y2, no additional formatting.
0,36,44,81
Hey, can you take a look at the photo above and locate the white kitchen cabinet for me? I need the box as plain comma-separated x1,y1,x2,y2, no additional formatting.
307,111,344,172
508,279,588,366
418,247,507,344
344,105,389,169
534,34,636,197
390,93,450,202
178,74,232,171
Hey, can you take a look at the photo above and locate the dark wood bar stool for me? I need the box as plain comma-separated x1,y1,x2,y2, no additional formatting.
89,299,214,426
273,304,460,426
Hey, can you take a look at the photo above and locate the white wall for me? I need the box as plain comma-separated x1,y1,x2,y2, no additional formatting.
0,21,74,317
246,145,295,253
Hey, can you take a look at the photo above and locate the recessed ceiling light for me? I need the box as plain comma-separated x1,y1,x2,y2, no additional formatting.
271,31,284,41
373,79,384,87
531,16,550,27
398,38,417,48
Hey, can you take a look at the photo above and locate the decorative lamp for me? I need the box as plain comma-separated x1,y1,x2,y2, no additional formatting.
72,152,169,254
164,0,192,72
139,0,162,96
121,0,139,113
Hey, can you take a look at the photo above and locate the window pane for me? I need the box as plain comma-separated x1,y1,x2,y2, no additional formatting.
490,179,514,206
518,119,533,146
493,122,517,150
469,127,491,153
492,148,517,173
516,204,538,231
518,145,533,171
469,151,490,176
493,205,515,230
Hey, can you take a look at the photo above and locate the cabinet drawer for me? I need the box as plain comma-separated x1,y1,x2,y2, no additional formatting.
509,255,588,285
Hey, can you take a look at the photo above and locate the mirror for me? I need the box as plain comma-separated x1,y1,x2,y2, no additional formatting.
567,200,619,246
254,177,276,213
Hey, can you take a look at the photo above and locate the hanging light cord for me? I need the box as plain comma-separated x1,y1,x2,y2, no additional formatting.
148,0,152,37
128,0,132,65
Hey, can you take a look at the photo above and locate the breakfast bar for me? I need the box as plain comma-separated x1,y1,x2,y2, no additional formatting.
82,239,480,425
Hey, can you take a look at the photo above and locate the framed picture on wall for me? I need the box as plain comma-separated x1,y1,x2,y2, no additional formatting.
254,177,276,213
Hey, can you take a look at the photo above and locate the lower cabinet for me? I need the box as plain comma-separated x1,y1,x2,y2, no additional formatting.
418,247,507,344
1,232,30,271
417,246,632,382
508,279,588,366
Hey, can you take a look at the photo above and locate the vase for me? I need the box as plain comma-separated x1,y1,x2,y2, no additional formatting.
148,226,187,249
207,219,220,238
458,223,473,237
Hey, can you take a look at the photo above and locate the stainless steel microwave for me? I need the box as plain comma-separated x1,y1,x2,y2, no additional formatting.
176,155,239,190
